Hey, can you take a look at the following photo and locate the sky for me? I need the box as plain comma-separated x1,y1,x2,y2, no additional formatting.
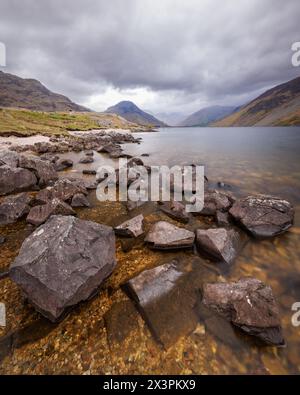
0,0,299,122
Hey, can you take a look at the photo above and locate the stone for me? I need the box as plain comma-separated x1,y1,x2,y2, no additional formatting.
145,221,195,249
202,278,284,346
229,195,294,238
114,214,144,237
55,158,73,171
0,193,32,225
124,258,217,348
200,190,233,216
82,169,96,175
10,215,117,321
0,165,37,196
216,210,231,227
26,198,76,226
0,236,6,244
159,201,190,223
19,155,58,187
79,156,94,164
40,153,59,163
71,193,91,208
35,178,87,204
196,228,242,264
0,149,20,168
85,150,94,156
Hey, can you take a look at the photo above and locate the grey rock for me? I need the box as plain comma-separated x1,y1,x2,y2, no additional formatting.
202,277,284,346
114,214,144,237
35,178,87,204
196,228,242,264
0,236,6,244
0,149,20,168
82,169,96,175
145,221,195,249
215,210,231,227
71,193,90,207
79,156,94,164
0,165,37,196
0,193,32,225
26,198,76,226
55,158,73,171
229,195,294,238
200,190,233,216
10,215,117,321
19,155,58,187
159,201,190,223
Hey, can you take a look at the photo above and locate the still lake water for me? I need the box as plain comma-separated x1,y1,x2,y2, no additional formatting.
1,126,300,374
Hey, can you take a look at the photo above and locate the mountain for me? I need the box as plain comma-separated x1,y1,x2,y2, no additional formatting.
0,71,89,112
153,111,186,126
105,101,167,127
214,76,300,127
179,105,239,127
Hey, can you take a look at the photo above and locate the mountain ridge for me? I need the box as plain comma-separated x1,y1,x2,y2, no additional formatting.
179,105,240,127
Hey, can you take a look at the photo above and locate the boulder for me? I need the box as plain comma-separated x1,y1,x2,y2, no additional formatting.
0,165,37,196
200,190,233,216
40,153,59,163
114,214,144,237
71,193,91,208
55,158,73,171
202,278,284,346
10,215,117,321
35,179,87,204
26,198,76,226
19,155,58,187
215,210,231,227
145,221,195,249
159,201,190,223
229,195,294,238
0,193,32,225
0,149,20,168
79,156,94,164
196,228,242,264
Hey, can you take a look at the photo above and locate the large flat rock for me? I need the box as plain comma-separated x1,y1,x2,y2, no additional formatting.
202,278,284,346
229,195,294,238
145,221,195,249
10,215,117,321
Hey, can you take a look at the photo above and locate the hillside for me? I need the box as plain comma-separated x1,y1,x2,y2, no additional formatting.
179,105,239,126
0,71,89,112
0,108,146,136
214,76,300,127
105,101,167,127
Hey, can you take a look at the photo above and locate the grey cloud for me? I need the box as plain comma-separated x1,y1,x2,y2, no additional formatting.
0,0,299,113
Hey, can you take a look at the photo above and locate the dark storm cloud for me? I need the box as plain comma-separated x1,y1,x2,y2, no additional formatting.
0,0,299,113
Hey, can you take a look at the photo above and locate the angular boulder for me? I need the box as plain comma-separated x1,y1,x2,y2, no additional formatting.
10,215,117,321
26,198,76,226
202,278,284,346
229,195,294,238
0,149,20,168
35,178,87,204
0,165,37,196
114,214,144,238
0,193,32,225
201,190,234,216
145,221,195,249
196,228,242,264
159,201,190,223
19,155,58,187
71,193,90,208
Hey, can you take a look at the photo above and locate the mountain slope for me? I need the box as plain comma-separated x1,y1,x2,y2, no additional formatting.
0,71,89,112
179,105,239,126
105,101,167,127
214,76,300,127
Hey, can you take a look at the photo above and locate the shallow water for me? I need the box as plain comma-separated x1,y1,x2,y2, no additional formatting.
1,127,300,375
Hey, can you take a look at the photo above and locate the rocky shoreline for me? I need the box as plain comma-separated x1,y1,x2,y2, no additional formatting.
0,130,298,374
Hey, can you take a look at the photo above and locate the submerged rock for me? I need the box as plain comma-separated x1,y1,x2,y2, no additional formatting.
202,278,284,346
26,198,76,226
114,214,144,237
0,165,37,196
229,195,294,238
145,221,195,249
0,193,32,225
55,158,73,171
196,228,242,264
10,215,117,321
159,201,190,223
79,156,94,164
124,258,217,348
